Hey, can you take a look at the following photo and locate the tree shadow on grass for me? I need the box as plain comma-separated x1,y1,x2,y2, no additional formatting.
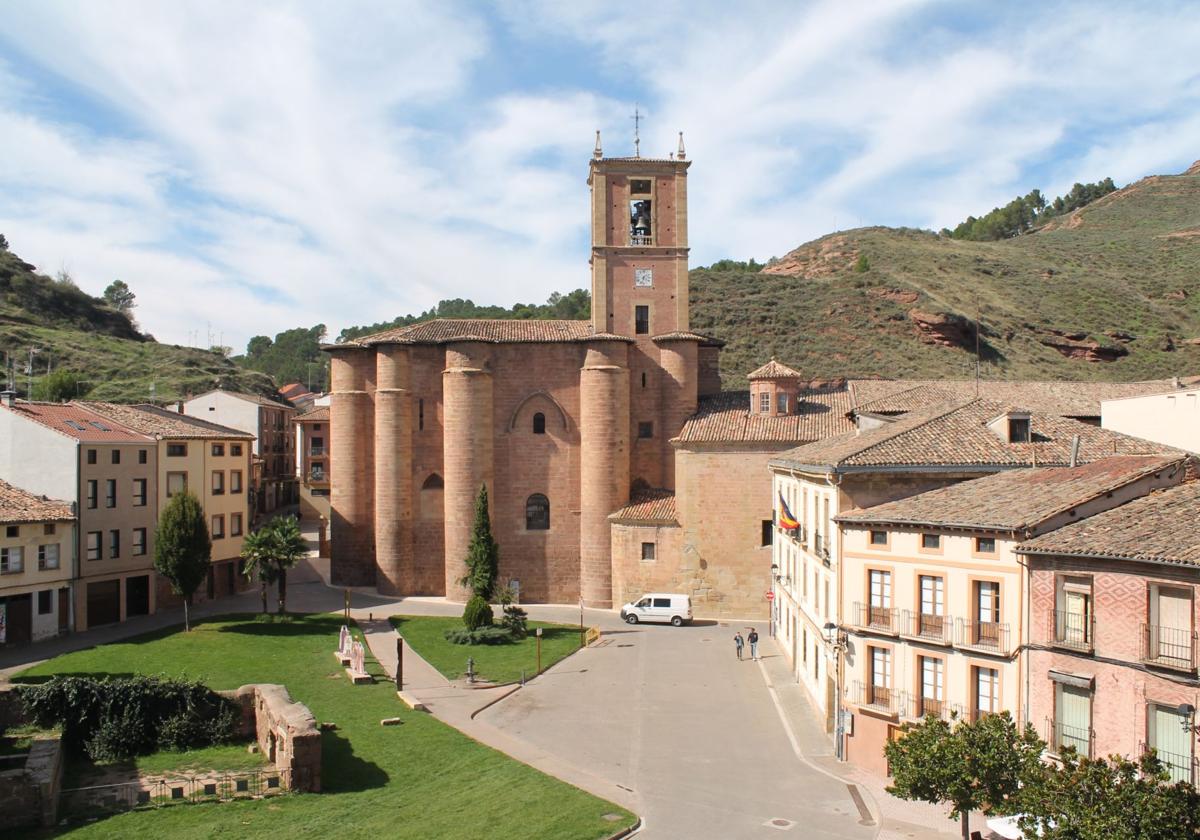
215,614,344,637
320,729,389,793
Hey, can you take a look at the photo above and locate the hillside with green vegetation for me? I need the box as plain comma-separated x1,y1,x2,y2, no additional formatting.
693,162,1200,385
0,245,275,402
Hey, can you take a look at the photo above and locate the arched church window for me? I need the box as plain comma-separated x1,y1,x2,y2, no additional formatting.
532,412,546,434
422,474,444,490
525,494,550,530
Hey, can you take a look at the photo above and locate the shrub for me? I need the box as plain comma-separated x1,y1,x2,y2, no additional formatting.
462,595,494,630
444,626,515,645
500,604,529,640
20,675,238,761
854,253,870,273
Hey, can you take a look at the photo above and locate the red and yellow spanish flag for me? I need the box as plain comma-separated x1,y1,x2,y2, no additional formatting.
777,493,799,530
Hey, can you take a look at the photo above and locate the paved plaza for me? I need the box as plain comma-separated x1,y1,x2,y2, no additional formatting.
1,563,973,840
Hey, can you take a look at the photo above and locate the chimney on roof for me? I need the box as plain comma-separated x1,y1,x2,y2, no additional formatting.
0,390,14,408
1069,435,1080,468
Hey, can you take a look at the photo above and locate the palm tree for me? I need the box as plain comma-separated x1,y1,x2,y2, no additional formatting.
241,516,310,615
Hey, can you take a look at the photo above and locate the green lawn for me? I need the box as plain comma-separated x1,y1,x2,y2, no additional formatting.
14,613,634,839
389,615,583,684
62,742,268,789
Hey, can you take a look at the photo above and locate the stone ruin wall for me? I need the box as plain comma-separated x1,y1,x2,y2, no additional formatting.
226,683,322,793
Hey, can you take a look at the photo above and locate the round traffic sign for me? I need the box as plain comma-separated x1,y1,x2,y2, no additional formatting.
765,590,775,601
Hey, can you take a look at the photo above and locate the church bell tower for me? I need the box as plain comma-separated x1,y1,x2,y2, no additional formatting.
588,130,691,338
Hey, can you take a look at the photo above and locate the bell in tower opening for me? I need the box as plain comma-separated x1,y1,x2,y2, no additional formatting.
630,199,652,244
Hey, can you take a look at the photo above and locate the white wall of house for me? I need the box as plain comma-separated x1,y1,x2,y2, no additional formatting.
1101,389,1200,454
0,409,79,499
183,393,263,455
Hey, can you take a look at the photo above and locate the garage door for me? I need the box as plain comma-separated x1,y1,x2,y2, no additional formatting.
1,594,32,645
86,579,121,627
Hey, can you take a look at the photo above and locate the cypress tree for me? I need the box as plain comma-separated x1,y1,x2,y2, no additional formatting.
153,491,212,631
461,484,499,600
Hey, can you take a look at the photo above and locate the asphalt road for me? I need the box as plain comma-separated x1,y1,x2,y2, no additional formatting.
481,615,876,840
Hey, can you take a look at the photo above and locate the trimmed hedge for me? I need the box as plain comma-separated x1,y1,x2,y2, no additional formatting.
462,596,494,630
20,675,239,762
443,626,515,646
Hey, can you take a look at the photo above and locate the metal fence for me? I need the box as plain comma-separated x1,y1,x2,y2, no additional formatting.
59,767,299,819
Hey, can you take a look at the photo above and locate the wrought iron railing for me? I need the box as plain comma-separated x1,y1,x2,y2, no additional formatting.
1139,743,1198,785
956,618,1011,655
1140,623,1198,671
850,680,899,714
1051,609,1094,652
59,768,302,819
901,609,953,644
901,693,965,723
853,602,899,634
1046,718,1094,758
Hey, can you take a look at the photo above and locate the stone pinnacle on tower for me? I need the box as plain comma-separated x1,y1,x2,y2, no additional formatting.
594,129,603,160
677,131,686,161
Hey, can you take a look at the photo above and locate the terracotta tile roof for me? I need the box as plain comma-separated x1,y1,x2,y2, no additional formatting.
747,359,804,380
340,319,603,346
772,398,1180,472
836,455,1186,532
609,488,678,524
1017,480,1200,566
3,401,151,442
652,331,726,346
676,387,857,446
278,383,314,400
0,478,74,524
297,406,329,422
78,402,254,440
849,378,1191,419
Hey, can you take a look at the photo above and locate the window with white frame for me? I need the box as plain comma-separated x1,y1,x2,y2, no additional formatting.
974,666,1000,720
1053,682,1091,756
38,544,59,570
868,569,892,629
869,646,892,707
0,546,22,573
919,656,944,717
1147,584,1193,666
918,575,945,639
1148,703,1193,783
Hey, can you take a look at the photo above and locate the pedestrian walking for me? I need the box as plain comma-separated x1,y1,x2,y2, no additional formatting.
734,632,745,660
748,628,759,660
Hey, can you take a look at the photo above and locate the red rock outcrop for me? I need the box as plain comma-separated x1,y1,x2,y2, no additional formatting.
908,309,975,349
1038,334,1129,362
761,235,857,278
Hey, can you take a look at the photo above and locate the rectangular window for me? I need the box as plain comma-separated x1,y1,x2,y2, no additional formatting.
1009,417,1031,443
167,443,187,457
777,393,788,414
759,392,770,413
133,478,147,507
0,546,23,573
418,399,425,431
637,421,654,439
1055,576,1093,649
869,646,891,707
918,575,945,639
37,589,53,615
133,528,147,556
87,531,101,561
972,580,1002,649
974,666,1000,720
38,544,60,570
105,479,116,508
634,305,650,334
1053,682,1091,755
921,533,941,550
761,520,773,547
919,656,944,717
87,479,98,509
640,542,655,561
868,569,893,630
4,525,15,538
109,529,120,559
212,515,225,539
167,472,187,497
231,470,243,494
975,536,996,554
138,448,148,464
111,449,120,465
231,444,243,457
43,523,55,535
869,530,888,546
212,443,225,456
1148,584,1193,666
231,513,243,537
212,471,225,495
1148,703,1194,783
87,449,97,464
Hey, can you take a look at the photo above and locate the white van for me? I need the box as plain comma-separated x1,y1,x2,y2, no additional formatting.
619,593,693,626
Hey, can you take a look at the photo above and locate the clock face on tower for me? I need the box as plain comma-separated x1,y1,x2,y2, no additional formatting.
634,268,653,288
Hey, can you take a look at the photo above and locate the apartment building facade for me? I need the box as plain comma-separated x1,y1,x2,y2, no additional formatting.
182,390,297,516
835,456,1187,775
1019,479,1200,784
0,479,75,645
0,397,158,631
296,404,330,522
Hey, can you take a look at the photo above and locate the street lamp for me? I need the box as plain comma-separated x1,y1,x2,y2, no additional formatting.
1178,703,1199,735
770,564,780,638
824,621,848,761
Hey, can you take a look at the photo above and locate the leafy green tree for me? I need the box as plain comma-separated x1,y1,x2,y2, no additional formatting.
460,484,499,600
102,279,136,315
0,233,8,251
241,515,309,614
236,325,327,390
885,711,1044,840
1017,750,1200,840
153,491,212,631
32,370,89,402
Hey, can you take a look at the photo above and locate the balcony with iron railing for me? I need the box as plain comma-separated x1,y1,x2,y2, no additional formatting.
309,446,326,457
900,609,954,645
1046,718,1094,758
1050,609,1094,653
1140,623,1198,672
849,680,900,715
852,602,900,635
956,618,1012,656
901,693,965,723
1139,743,1198,785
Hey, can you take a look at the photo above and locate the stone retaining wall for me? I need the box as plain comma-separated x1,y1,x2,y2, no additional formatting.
0,737,64,828
226,684,322,793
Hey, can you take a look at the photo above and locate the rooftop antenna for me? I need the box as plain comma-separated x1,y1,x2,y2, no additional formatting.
631,104,642,158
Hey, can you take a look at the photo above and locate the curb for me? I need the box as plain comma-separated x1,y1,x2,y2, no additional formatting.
605,816,642,839
469,684,523,720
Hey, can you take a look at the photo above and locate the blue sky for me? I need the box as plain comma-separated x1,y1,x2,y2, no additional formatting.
1,1,1198,352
